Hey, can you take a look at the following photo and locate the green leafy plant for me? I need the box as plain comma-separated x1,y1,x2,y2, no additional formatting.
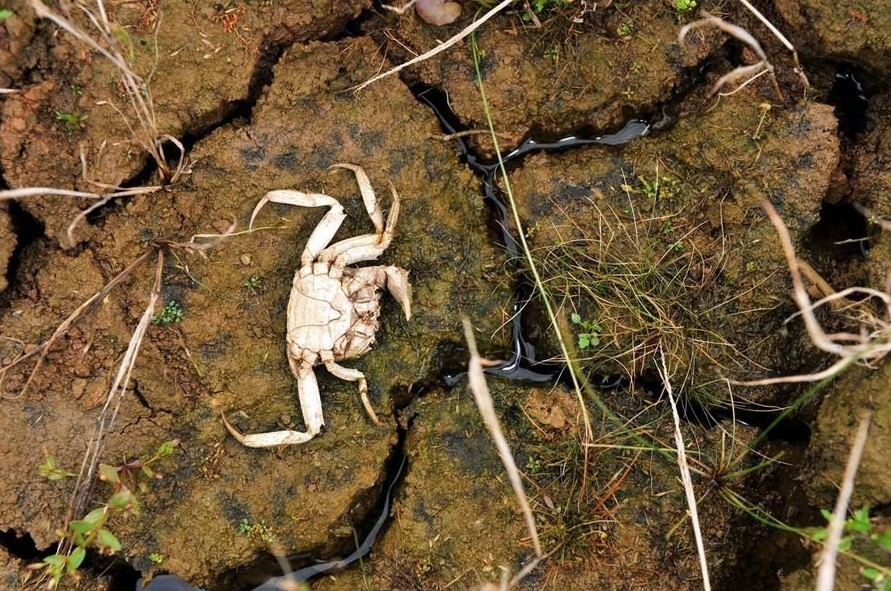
152,300,185,325
30,440,180,589
811,505,891,590
238,518,277,543
570,313,602,350
54,110,87,135
243,274,264,293
0,8,14,20
39,453,76,481
674,0,696,14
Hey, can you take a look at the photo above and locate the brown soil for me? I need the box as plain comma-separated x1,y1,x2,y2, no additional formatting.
1,0,889,590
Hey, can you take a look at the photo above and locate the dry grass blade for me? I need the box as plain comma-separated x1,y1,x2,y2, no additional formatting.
657,348,712,591
463,317,543,579
29,0,188,184
816,413,871,591
64,251,164,528
0,250,152,399
736,0,809,91
733,201,891,386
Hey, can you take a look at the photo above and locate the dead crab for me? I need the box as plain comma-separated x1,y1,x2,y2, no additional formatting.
223,164,411,447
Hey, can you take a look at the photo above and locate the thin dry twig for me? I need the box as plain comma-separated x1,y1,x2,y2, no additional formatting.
679,12,783,101
736,0,809,91
463,316,542,582
0,250,153,399
815,413,871,591
65,251,163,534
29,0,189,184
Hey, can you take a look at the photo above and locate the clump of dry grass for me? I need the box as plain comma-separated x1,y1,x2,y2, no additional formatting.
529,184,755,404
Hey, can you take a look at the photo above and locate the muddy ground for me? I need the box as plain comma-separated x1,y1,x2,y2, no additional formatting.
1,0,890,590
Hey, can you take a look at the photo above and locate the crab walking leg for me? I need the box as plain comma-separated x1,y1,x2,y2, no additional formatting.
250,190,347,267
330,163,384,233
321,184,402,267
323,361,384,426
222,369,325,447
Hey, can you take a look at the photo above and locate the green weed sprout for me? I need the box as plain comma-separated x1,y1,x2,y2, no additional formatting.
152,300,184,326
674,0,696,14
570,313,602,350
30,440,179,589
811,506,891,590
54,110,87,135
238,518,277,543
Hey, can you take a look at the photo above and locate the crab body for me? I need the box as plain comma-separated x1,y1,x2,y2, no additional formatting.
224,164,411,447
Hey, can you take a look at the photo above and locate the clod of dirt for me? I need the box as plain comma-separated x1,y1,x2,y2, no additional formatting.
775,0,891,77
382,2,688,156
0,204,13,293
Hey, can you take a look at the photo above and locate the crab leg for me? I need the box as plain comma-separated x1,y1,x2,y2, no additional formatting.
250,190,347,267
222,368,325,447
319,183,402,267
323,361,384,426
330,163,384,233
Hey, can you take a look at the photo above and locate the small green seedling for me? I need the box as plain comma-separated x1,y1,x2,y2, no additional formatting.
39,453,76,481
55,110,87,135
243,274,264,293
571,313,602,350
31,440,179,589
148,552,166,564
0,8,14,20
674,0,696,13
152,300,185,326
238,518,277,543
811,505,891,590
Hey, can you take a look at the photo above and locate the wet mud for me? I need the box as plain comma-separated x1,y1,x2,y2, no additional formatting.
1,0,890,589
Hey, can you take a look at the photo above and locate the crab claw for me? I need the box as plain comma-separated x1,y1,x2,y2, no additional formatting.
384,266,412,321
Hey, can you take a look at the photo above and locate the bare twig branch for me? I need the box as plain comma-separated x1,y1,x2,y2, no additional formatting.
733,201,891,386
679,12,782,101
353,0,517,93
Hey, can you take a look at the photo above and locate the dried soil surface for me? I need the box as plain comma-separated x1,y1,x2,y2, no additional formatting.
1,0,889,590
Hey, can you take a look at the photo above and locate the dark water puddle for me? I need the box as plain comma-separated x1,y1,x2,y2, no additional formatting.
829,65,870,138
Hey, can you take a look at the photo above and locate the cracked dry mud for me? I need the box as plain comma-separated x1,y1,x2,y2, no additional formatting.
1,0,891,590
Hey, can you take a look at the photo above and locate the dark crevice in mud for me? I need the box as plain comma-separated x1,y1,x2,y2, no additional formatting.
3,200,46,302
0,528,40,560
200,429,409,591
414,84,647,384
805,201,870,260
829,65,871,139
87,37,287,223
